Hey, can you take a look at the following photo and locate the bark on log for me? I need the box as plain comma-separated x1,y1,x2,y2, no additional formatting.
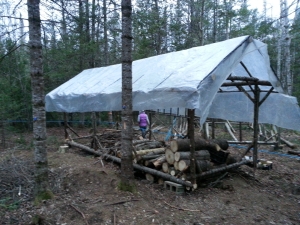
193,160,249,180
170,138,228,152
287,150,300,155
135,148,165,156
165,149,175,165
152,155,166,169
141,154,163,160
208,149,229,164
135,141,164,150
178,159,212,172
174,150,210,162
66,140,193,188
195,160,212,173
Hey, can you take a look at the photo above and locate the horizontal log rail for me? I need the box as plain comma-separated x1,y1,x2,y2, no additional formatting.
222,81,272,87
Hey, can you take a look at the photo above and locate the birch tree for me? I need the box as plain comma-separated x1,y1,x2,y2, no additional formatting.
120,0,135,190
27,0,52,201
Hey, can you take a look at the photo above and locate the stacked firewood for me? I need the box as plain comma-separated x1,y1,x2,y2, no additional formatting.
134,138,231,185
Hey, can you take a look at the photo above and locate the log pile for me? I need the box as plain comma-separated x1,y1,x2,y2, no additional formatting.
131,138,237,188
68,130,245,190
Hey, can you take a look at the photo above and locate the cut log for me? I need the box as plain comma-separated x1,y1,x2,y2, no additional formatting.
169,168,178,176
162,162,169,173
58,145,69,153
141,154,163,160
178,159,190,172
135,141,164,150
208,148,229,164
135,148,165,156
170,138,228,153
165,149,175,165
195,160,212,172
174,150,210,162
158,178,164,185
145,173,155,183
178,159,212,172
173,161,179,170
151,155,166,169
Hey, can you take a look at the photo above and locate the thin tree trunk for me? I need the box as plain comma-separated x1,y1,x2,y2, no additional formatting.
27,0,50,197
121,0,134,184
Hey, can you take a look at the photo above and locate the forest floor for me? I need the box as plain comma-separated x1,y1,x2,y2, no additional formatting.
0,126,300,225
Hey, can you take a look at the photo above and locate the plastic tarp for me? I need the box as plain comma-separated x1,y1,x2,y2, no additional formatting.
45,35,300,131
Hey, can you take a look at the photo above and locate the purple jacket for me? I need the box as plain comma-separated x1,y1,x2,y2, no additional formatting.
138,112,149,127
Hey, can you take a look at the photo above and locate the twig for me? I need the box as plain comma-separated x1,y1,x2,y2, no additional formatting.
208,172,228,188
104,199,141,206
163,201,202,212
69,204,89,225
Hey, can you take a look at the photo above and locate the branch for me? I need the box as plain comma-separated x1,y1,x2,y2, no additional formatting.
69,204,89,225
104,199,141,206
163,201,203,212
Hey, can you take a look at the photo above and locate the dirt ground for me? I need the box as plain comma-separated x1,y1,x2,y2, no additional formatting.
0,127,300,225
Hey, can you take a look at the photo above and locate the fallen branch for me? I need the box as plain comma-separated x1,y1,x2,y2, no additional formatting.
104,199,141,206
69,204,89,225
163,201,201,212
280,137,297,149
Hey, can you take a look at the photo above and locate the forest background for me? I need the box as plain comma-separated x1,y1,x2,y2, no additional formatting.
0,0,300,132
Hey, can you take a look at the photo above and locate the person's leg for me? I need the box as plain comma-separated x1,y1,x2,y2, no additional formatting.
140,126,146,138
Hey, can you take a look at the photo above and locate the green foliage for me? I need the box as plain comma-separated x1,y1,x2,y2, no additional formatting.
117,181,137,193
0,198,20,211
34,190,54,205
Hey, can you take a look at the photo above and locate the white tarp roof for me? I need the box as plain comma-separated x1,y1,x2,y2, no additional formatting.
45,35,300,131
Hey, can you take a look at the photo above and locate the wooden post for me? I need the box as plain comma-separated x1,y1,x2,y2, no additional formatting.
211,119,215,139
188,109,196,186
253,83,260,170
64,112,68,139
149,112,152,140
239,122,242,141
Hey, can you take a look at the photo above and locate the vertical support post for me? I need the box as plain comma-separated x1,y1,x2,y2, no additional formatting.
92,112,97,150
188,109,196,187
149,112,152,140
239,122,242,141
64,112,68,139
277,126,281,149
211,119,215,139
253,83,260,170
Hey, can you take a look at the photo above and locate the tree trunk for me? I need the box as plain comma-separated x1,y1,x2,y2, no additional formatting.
27,0,50,197
121,0,134,184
